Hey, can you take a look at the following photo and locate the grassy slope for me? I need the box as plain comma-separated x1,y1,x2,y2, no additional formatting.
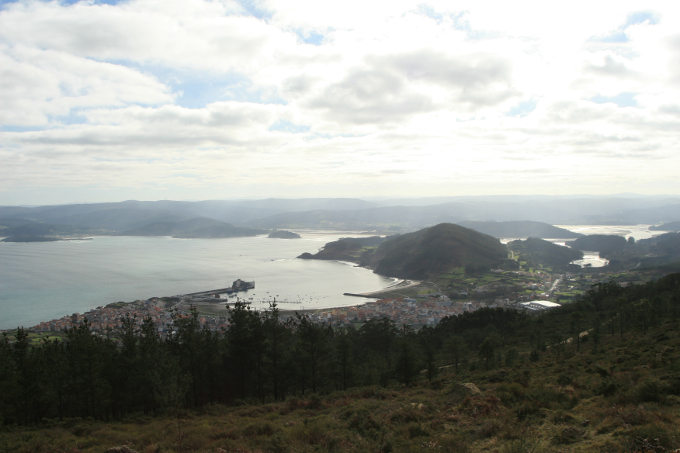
3,317,678,453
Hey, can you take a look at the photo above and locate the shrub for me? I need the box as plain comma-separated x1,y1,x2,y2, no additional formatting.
557,374,572,386
551,426,584,445
596,379,618,397
497,382,526,405
407,423,429,438
242,422,275,436
633,380,664,403
626,424,678,452
345,408,381,437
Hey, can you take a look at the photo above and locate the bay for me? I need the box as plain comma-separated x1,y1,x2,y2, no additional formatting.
0,233,393,330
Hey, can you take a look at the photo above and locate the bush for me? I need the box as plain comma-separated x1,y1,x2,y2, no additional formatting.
557,374,572,386
344,408,381,437
551,426,584,445
496,382,526,405
633,380,664,403
596,379,618,397
626,424,678,452
407,423,429,438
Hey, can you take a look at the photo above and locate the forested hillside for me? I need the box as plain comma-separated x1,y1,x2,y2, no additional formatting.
2,274,679,451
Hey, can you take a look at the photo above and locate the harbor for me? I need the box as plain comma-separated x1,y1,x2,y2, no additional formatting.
182,279,255,303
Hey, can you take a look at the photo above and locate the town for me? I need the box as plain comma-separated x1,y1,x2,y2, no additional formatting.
27,267,645,338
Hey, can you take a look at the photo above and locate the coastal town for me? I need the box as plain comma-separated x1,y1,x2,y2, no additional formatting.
29,292,508,336
25,270,611,338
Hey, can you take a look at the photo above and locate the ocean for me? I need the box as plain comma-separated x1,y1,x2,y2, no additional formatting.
0,232,394,330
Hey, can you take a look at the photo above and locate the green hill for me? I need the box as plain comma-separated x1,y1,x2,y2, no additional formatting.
298,236,385,262
566,234,628,254
508,237,583,270
368,223,508,279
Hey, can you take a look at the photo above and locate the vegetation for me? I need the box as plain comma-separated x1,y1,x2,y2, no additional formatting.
567,235,628,254
368,224,508,279
299,224,509,279
508,237,583,270
2,273,680,451
297,236,385,262
121,217,265,238
565,232,680,270
268,230,301,239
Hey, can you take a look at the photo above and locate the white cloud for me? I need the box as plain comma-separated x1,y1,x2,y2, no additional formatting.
1,0,680,203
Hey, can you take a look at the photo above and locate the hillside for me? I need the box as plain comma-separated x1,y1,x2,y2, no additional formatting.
298,236,385,262
2,274,679,452
0,199,374,233
268,230,301,239
296,223,508,278
459,220,582,239
508,237,583,270
0,220,93,242
122,217,265,238
566,234,629,254
4,196,680,234
368,223,508,279
605,232,680,269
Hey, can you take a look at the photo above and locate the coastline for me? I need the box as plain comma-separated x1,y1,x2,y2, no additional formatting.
343,279,421,298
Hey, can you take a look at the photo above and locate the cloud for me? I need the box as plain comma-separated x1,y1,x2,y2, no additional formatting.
0,44,172,126
307,68,433,124
2,0,680,203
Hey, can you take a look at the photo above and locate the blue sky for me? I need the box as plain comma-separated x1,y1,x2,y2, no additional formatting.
1,0,679,204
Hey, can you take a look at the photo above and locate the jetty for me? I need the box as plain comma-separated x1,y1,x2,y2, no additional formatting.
183,279,255,301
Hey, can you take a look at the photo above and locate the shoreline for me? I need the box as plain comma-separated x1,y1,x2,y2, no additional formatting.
8,276,418,333
343,279,421,298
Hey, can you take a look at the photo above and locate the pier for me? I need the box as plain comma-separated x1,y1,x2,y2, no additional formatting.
182,279,255,301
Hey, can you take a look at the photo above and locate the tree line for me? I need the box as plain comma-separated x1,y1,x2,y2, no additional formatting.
2,272,679,425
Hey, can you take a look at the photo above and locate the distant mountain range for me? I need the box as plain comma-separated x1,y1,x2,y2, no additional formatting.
458,221,582,239
2,196,680,241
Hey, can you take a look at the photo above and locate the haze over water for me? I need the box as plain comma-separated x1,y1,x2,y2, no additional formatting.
0,233,393,330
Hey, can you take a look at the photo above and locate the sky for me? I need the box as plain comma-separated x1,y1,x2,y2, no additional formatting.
1,0,680,205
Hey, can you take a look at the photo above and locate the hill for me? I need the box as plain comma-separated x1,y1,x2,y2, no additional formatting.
0,220,93,242
296,223,508,278
268,230,301,239
566,234,629,254
247,196,680,229
508,237,583,270
368,223,508,279
121,217,265,238
298,236,385,262
2,274,679,452
605,232,680,269
4,196,680,234
459,220,582,239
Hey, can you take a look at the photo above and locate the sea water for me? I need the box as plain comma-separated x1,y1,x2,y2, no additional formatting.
0,232,393,330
